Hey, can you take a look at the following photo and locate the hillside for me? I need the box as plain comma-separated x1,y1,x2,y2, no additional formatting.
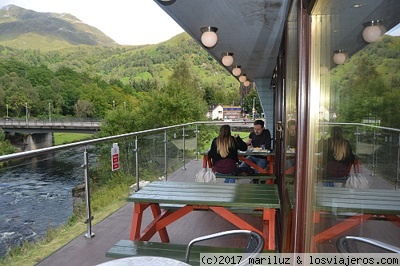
0,5,117,50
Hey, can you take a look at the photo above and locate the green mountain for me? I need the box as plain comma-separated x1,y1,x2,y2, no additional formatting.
0,5,117,50
0,5,243,121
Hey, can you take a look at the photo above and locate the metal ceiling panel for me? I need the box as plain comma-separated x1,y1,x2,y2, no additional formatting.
154,0,291,82
155,0,400,82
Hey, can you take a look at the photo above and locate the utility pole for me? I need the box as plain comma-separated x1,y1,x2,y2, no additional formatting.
25,102,28,125
6,104,8,117
48,103,51,122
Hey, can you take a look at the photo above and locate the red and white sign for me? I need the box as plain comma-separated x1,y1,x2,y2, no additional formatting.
111,143,120,171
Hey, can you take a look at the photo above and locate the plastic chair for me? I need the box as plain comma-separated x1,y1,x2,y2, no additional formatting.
185,230,264,265
336,235,400,253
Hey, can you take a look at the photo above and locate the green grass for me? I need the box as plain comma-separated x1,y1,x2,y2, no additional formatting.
53,133,93,145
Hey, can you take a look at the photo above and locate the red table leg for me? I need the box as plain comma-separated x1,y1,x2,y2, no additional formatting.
210,206,274,250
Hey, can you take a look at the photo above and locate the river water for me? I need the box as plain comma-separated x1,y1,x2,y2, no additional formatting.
0,148,89,257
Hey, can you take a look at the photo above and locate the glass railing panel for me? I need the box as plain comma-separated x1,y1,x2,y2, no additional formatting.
0,146,89,257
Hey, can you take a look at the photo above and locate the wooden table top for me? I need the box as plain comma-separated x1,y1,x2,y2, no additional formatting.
316,186,400,214
97,256,190,266
128,181,280,209
288,185,400,214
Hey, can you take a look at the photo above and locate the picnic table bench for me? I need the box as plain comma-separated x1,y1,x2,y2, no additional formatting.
106,181,280,262
106,239,243,265
215,172,276,181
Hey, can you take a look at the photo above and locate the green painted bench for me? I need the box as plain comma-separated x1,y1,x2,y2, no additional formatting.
106,240,243,265
215,173,275,181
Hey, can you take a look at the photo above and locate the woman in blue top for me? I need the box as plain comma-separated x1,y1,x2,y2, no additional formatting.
208,125,247,183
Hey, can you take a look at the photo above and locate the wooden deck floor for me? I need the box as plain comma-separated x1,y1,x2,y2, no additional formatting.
36,159,400,266
36,159,261,266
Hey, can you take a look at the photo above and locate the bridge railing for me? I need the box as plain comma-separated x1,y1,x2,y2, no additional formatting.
0,118,102,127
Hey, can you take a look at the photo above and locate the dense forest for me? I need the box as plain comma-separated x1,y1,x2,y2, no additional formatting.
331,35,400,129
0,32,242,122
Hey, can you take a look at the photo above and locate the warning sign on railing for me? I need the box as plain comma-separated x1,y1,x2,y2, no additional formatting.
111,143,120,171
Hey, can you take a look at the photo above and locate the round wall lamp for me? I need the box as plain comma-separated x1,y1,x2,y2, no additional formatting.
232,65,241,76
221,53,234,67
244,80,251,87
200,27,218,48
157,0,176,5
333,50,347,65
239,74,247,83
363,20,386,43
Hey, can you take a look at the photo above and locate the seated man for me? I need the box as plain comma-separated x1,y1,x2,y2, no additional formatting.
240,119,272,183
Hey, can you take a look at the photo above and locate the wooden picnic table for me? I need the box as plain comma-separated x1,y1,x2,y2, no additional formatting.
128,181,280,250
286,185,400,251
201,150,275,180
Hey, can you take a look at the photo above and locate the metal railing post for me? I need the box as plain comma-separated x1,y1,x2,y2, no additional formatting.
355,126,360,156
135,136,139,191
83,147,94,238
195,125,199,161
371,130,377,176
182,126,186,170
396,134,400,190
164,130,168,181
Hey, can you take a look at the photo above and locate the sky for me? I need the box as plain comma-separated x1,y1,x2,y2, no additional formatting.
0,0,185,45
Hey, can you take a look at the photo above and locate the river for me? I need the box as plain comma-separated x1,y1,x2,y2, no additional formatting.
0,148,90,258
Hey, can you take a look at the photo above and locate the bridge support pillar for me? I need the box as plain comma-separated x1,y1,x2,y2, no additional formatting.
25,133,54,151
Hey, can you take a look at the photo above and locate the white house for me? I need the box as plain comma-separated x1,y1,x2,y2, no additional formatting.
211,104,224,120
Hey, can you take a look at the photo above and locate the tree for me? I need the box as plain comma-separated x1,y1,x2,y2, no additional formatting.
133,61,207,129
74,99,94,118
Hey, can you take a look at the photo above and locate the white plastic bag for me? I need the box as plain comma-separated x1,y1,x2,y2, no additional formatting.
195,168,217,183
345,173,369,189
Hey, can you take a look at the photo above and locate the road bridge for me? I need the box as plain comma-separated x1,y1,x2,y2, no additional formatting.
0,119,101,151
0,119,101,134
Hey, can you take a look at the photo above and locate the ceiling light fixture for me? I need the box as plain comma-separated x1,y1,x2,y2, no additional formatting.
333,50,347,65
221,53,234,67
158,0,176,5
200,27,218,48
239,74,247,83
244,80,251,87
232,65,241,76
362,20,386,43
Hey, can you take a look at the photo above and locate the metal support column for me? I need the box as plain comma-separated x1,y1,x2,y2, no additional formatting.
164,130,168,181
396,134,400,190
83,147,94,238
371,130,377,176
135,136,139,191
182,126,186,170
195,125,199,161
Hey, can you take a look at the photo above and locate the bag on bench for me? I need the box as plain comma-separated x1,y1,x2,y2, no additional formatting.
195,168,217,183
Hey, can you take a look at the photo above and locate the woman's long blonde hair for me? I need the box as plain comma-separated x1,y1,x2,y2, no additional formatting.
216,125,234,158
329,126,348,161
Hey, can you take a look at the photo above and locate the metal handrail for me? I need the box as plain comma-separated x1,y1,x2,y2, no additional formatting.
0,120,253,163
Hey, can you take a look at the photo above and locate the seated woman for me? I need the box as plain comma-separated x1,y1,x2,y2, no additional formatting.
208,125,247,183
324,126,355,186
